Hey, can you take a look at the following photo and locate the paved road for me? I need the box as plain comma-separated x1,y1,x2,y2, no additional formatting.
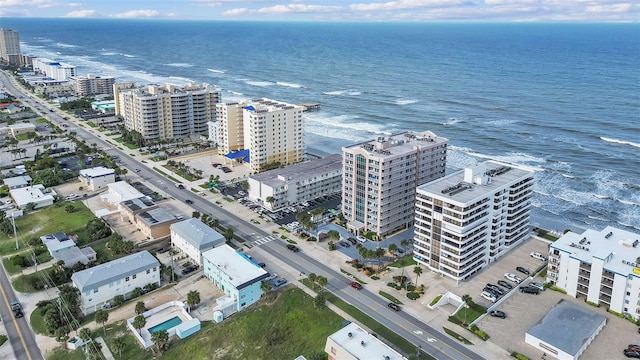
1,70,484,360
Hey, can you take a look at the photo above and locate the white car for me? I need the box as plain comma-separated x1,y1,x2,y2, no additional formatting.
357,236,367,243
504,272,523,283
530,252,547,261
481,291,497,303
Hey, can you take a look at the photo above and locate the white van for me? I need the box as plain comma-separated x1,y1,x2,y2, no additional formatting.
481,291,497,303
175,183,185,189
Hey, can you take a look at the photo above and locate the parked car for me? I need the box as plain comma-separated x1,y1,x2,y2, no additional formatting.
357,236,367,243
629,345,640,352
286,244,300,252
347,237,358,245
624,349,640,358
10,301,23,318
497,280,513,289
258,262,266,268
529,282,545,291
341,241,351,248
272,278,288,287
530,252,547,261
519,286,540,295
486,284,505,295
387,303,401,311
504,273,523,283
181,265,198,275
349,281,363,290
481,291,497,303
484,287,501,298
156,246,171,254
516,266,530,275
489,310,507,318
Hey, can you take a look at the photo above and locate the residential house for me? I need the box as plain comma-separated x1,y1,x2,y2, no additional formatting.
170,218,225,266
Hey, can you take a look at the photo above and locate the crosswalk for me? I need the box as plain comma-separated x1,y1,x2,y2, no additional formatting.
253,235,278,246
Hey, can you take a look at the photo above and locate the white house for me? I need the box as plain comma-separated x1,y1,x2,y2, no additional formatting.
325,322,407,360
202,245,269,312
41,232,76,255
101,181,144,206
9,184,55,209
170,218,225,266
79,166,116,191
3,175,31,189
71,250,160,314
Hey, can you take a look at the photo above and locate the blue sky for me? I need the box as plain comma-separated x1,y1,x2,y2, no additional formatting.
0,0,638,22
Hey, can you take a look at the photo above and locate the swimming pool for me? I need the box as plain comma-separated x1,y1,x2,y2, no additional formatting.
148,316,183,333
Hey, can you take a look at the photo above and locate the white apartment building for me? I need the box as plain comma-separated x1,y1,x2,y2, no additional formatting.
71,251,160,314
207,120,220,146
547,226,640,320
170,218,225,266
32,58,77,81
342,131,448,237
0,28,22,65
414,161,534,282
79,166,116,191
248,154,342,211
72,74,116,97
114,83,221,140
218,98,305,173
325,322,406,360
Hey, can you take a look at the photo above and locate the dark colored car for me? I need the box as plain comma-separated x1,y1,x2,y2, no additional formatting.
181,265,198,275
134,168,141,172
258,262,266,268
519,286,540,295
156,246,171,254
516,266,530,275
286,244,300,252
484,287,502,298
624,349,640,358
486,284,505,295
387,303,401,311
349,281,362,290
341,241,351,248
489,310,507,318
185,199,194,205
629,345,640,352
347,237,358,245
497,280,513,289
10,301,23,318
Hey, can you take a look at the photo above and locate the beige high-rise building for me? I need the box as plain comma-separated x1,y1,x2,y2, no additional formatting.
72,74,116,97
342,131,448,237
0,29,22,65
114,83,221,140
218,98,305,173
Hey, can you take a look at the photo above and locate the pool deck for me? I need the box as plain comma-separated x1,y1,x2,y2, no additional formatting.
128,301,198,348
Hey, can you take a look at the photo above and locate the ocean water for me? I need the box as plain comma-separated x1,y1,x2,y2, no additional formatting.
3,18,639,233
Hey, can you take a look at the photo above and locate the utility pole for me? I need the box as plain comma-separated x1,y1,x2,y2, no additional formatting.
11,215,18,250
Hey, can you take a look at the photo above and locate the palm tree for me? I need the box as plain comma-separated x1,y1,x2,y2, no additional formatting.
133,314,146,335
78,327,92,343
327,230,340,244
308,272,317,287
186,290,201,312
223,228,234,243
375,247,386,272
211,218,219,230
135,301,146,315
260,280,272,298
399,239,410,287
413,266,423,287
388,243,398,262
111,336,126,359
266,196,275,210
94,309,109,336
317,276,328,291
151,329,169,355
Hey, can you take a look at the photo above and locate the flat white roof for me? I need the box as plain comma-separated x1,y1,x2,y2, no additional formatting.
202,245,268,289
9,185,55,206
328,322,406,360
108,181,144,201
79,166,115,178
551,226,640,277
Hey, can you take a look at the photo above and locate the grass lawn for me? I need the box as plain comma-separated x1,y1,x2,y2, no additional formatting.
36,118,49,123
163,288,342,359
87,122,97,128
0,202,95,256
2,255,22,275
11,267,62,293
162,164,199,182
455,307,484,323
30,305,49,335
15,132,33,141
113,137,139,150
388,255,417,268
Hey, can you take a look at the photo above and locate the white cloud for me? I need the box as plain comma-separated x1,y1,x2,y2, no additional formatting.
64,9,98,18
111,9,161,18
350,0,473,11
223,4,343,16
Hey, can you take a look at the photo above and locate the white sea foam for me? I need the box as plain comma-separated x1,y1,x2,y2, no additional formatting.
462,150,546,171
618,199,639,206
442,117,462,126
347,91,361,96
395,99,418,105
165,63,193,68
207,68,225,74
323,90,360,96
100,52,117,56
561,174,575,179
120,53,136,58
245,80,275,87
226,90,243,96
56,42,78,48
593,194,610,199
276,81,303,88
600,137,640,149
168,76,195,84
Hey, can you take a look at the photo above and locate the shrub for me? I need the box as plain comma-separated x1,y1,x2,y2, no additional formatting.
510,352,530,360
371,276,380,280
387,282,396,288
429,294,443,306
586,300,599,307
406,285,416,292
130,287,143,299
113,295,125,307
407,292,420,300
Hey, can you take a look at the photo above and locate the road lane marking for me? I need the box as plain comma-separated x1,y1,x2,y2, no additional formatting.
0,275,33,360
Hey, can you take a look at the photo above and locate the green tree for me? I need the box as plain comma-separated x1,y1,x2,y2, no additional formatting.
266,196,275,209
64,204,75,213
54,326,70,345
192,211,201,219
388,243,398,262
151,329,170,355
132,314,146,335
413,266,423,287
186,290,200,312
314,292,327,309
317,276,328,291
462,294,472,321
94,309,109,336
260,280,272,298
375,247,386,272
399,239,410,287
327,230,340,243
110,336,126,359
113,295,125,307
308,272,317,286
135,301,146,315
78,327,92,343
223,228,234,243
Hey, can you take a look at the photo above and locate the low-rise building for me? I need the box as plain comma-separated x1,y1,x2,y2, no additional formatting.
120,197,157,223
3,175,31,189
79,166,116,191
6,122,35,137
52,246,97,268
71,250,160,314
202,244,269,312
325,322,406,360
10,184,56,210
101,181,145,206
547,226,640,319
41,232,76,255
170,218,225,266
135,208,177,240
247,154,342,211
91,100,116,113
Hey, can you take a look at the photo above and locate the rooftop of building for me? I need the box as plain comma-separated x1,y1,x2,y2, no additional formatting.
417,160,533,204
3,175,31,188
79,166,115,178
551,226,640,277
343,131,448,159
242,98,303,113
107,181,144,201
527,299,606,356
8,122,35,130
41,232,76,253
202,245,269,290
249,154,342,188
121,197,156,212
328,322,406,360
52,246,96,268
71,250,158,292
170,218,225,251
123,83,220,97
9,184,55,205
136,207,176,226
